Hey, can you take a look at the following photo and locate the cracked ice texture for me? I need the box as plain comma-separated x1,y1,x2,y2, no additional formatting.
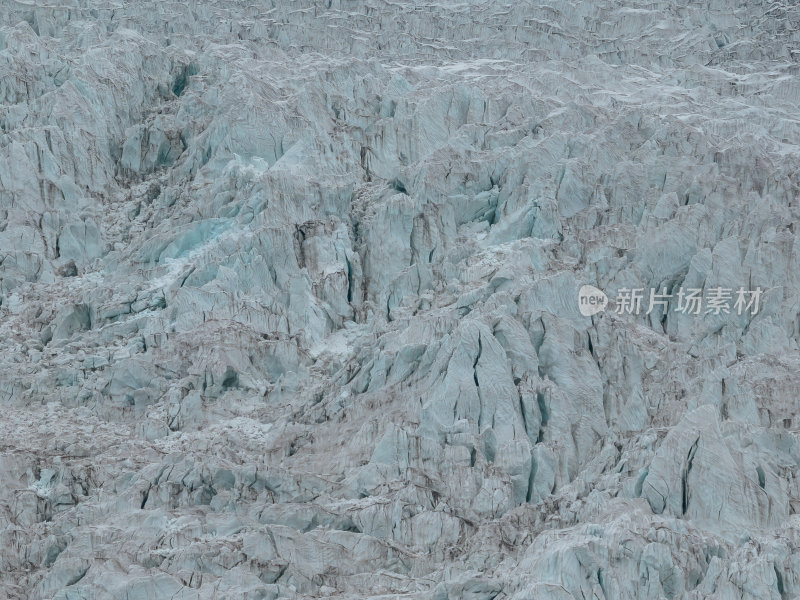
1,0,800,598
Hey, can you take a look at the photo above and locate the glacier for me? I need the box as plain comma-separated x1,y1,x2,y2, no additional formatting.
1,0,800,598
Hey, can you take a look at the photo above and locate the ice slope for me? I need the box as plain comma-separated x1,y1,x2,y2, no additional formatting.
1,0,800,598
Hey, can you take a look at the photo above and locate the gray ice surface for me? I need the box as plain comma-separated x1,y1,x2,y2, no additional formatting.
1,1,800,598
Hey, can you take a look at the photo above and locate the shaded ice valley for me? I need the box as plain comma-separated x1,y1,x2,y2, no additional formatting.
2,1,800,598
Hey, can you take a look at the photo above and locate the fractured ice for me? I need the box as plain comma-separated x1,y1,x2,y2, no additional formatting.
1,1,800,598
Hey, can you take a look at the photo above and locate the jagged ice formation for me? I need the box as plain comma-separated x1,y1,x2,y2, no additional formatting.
1,1,800,598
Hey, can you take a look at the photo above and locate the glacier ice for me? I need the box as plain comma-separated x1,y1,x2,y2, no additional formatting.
1,0,800,598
